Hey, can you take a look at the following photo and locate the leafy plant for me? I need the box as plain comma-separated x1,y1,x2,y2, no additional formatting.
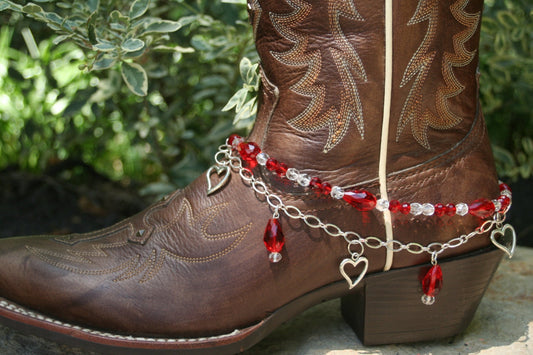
222,57,259,131
0,0,194,96
480,0,533,180
0,0,257,192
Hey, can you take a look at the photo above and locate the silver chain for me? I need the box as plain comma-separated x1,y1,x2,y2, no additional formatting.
214,144,507,262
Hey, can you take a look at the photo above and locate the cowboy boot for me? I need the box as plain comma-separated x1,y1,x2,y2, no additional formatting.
0,0,515,353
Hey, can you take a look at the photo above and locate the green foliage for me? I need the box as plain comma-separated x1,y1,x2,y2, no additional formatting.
222,57,259,131
0,0,192,96
480,0,533,181
0,0,530,195
0,0,256,192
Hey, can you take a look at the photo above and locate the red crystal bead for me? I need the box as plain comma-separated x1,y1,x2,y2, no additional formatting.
342,190,377,211
228,134,243,148
266,158,278,171
388,200,401,213
309,177,322,190
276,162,288,177
468,198,495,219
263,218,285,253
434,203,446,217
498,195,511,212
421,265,443,297
238,142,261,162
399,202,411,214
445,203,456,216
321,182,332,195
499,182,511,193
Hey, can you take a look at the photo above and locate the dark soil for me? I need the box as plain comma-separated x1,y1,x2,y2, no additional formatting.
0,166,149,238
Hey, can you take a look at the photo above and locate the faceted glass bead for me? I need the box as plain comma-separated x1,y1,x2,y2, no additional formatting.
228,134,243,148
309,177,322,190
239,142,261,162
388,200,401,213
421,294,435,306
331,186,344,199
297,174,311,187
320,182,332,195
256,152,269,166
422,203,435,216
421,264,443,297
499,182,511,193
342,190,377,211
498,195,511,212
445,203,456,216
265,158,278,171
410,203,423,216
376,199,389,212
268,252,282,263
468,198,495,219
434,203,446,217
263,218,285,253
399,202,411,215
276,162,288,177
286,168,299,181
456,203,469,216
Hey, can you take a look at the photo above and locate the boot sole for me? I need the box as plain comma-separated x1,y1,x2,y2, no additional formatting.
0,247,502,354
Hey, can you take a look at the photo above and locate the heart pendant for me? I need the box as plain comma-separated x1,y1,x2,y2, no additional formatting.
490,224,516,259
339,257,369,289
206,165,230,196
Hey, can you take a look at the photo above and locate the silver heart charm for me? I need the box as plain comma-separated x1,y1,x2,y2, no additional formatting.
339,257,369,289
490,224,516,259
206,165,230,196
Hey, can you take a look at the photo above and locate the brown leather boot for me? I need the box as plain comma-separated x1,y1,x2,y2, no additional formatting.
0,0,515,353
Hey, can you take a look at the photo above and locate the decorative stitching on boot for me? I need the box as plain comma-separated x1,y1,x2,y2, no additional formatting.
26,197,252,281
270,0,367,153
397,0,439,149
0,299,242,344
397,0,480,150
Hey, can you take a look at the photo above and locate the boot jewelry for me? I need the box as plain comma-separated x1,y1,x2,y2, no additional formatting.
210,135,514,304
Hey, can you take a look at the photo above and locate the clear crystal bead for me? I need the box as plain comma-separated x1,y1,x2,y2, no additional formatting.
268,252,282,263
330,186,344,199
492,199,502,212
456,203,469,216
422,203,435,216
376,199,389,211
501,190,512,198
297,174,311,187
256,152,269,166
286,168,299,181
410,203,423,216
421,294,435,305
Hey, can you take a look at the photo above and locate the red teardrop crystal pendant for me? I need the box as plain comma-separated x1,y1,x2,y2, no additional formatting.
421,264,443,305
468,198,495,219
263,218,285,263
342,190,377,211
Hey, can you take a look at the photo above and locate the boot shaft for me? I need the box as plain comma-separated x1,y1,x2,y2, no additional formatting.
248,0,490,185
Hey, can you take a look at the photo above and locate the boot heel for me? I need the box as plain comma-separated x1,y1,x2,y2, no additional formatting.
341,247,503,345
